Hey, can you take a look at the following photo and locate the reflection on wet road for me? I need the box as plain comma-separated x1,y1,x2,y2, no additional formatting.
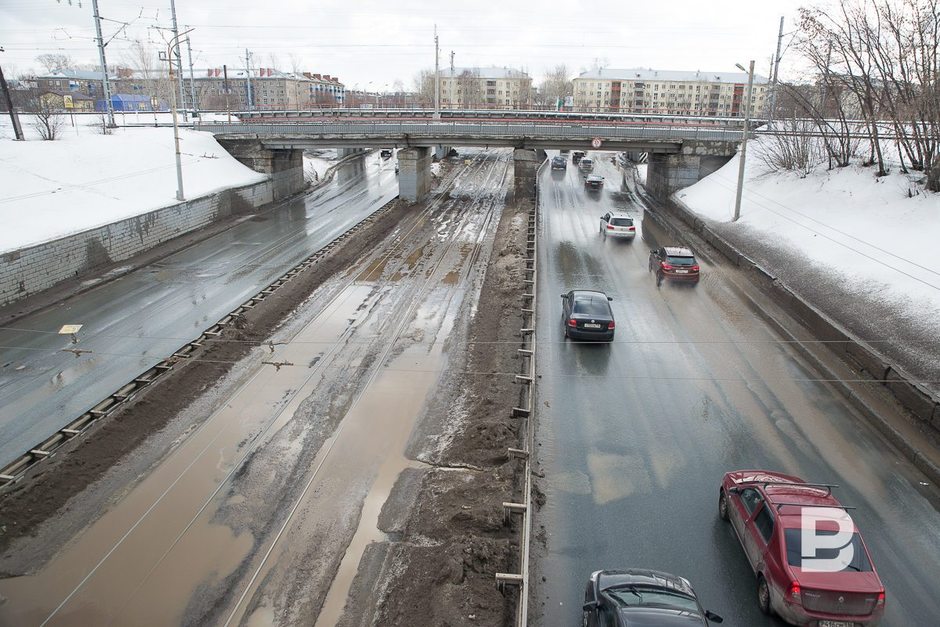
0,154,399,467
0,150,512,626
532,152,940,626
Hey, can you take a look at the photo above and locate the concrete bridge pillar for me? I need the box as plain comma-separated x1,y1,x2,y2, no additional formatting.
513,148,547,200
398,147,432,203
216,139,306,200
645,140,738,201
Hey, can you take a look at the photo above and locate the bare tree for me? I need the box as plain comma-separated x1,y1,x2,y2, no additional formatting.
539,64,572,108
35,53,73,74
413,70,435,107
123,39,175,107
267,53,280,71
800,3,888,175
457,69,482,108
288,53,303,74
31,95,64,140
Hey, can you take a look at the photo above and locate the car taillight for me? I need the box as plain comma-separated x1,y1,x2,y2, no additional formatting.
607,225,615,230
607,321,615,330
661,262,673,270
627,226,635,231
876,590,885,606
691,265,700,271
788,581,801,603
567,318,577,327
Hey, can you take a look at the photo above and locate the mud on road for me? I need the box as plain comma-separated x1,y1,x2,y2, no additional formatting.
0,153,530,627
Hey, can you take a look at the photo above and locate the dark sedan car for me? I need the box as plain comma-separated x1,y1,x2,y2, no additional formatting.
583,569,724,626
551,155,568,170
561,290,615,341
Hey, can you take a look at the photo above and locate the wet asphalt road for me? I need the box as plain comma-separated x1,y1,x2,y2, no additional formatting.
532,153,940,626
0,154,399,468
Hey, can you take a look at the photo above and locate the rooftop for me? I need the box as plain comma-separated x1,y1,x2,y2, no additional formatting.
577,67,769,84
441,66,529,79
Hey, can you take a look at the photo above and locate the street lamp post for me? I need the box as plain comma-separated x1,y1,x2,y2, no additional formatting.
733,60,755,222
164,29,194,202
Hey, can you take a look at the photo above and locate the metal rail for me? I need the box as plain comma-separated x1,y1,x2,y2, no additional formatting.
496,156,545,626
0,197,399,490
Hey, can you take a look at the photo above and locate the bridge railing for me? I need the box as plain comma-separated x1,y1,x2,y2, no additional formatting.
197,121,746,143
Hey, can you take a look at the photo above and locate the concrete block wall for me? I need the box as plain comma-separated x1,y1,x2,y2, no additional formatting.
0,179,275,307
646,140,737,201
398,147,432,203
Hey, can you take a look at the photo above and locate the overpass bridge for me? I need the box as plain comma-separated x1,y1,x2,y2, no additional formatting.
196,112,751,202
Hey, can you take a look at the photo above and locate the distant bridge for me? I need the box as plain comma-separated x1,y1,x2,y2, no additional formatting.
197,110,752,202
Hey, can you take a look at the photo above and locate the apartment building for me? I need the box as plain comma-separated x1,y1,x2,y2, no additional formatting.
437,66,532,109
113,67,345,110
33,70,109,100
573,68,769,116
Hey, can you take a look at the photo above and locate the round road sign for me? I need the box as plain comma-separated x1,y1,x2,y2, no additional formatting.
591,137,602,149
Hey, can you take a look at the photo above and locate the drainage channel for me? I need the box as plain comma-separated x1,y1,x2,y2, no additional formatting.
0,197,400,490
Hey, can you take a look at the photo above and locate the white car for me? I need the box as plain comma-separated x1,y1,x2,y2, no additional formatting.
599,211,636,239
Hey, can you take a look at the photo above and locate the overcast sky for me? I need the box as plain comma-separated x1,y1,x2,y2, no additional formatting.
2,0,815,88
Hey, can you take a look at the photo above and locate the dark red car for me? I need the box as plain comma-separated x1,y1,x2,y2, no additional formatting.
648,246,700,285
718,470,885,626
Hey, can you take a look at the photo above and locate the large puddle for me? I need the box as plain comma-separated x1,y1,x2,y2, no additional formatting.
0,157,502,626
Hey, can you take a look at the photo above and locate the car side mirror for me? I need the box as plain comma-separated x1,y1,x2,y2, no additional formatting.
727,487,740,495
582,601,598,612
560,294,567,299
607,296,613,301
705,610,723,623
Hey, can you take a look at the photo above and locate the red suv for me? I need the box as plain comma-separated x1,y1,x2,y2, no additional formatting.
648,246,700,286
718,470,885,625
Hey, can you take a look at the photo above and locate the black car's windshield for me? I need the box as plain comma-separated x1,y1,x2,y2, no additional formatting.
606,586,700,612
784,529,873,572
572,297,610,316
665,256,696,266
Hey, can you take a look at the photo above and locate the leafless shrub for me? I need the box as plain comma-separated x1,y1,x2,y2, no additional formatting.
31,97,63,140
759,119,823,177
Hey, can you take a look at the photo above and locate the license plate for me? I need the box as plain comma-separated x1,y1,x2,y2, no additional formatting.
818,622,854,627
675,269,688,274
583,323,602,329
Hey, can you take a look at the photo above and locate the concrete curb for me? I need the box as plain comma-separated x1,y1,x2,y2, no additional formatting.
642,196,940,487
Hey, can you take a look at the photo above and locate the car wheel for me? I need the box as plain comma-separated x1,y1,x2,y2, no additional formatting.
718,491,729,521
757,575,772,615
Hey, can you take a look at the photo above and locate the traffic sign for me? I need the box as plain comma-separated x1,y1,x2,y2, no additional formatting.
591,137,602,149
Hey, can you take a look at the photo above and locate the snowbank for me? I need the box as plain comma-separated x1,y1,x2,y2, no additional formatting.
0,117,267,253
676,133,940,336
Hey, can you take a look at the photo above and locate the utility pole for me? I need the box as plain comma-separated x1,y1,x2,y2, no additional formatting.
185,35,197,114
223,64,230,122
91,0,115,127
0,60,24,140
733,60,755,223
245,48,253,111
433,25,440,117
169,0,187,121
450,50,455,77
768,16,784,126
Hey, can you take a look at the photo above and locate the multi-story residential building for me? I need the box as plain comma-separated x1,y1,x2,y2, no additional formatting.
573,68,769,116
437,66,532,109
33,70,108,100
112,67,345,110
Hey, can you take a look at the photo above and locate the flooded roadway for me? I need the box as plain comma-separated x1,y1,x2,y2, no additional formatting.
0,154,398,468
0,149,511,625
531,153,940,625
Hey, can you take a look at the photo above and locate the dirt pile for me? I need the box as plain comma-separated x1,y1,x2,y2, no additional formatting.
340,198,532,627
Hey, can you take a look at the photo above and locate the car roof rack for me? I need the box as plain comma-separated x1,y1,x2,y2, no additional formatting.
739,480,839,497
775,502,856,512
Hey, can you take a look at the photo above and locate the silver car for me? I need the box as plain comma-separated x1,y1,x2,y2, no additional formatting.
600,211,636,239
